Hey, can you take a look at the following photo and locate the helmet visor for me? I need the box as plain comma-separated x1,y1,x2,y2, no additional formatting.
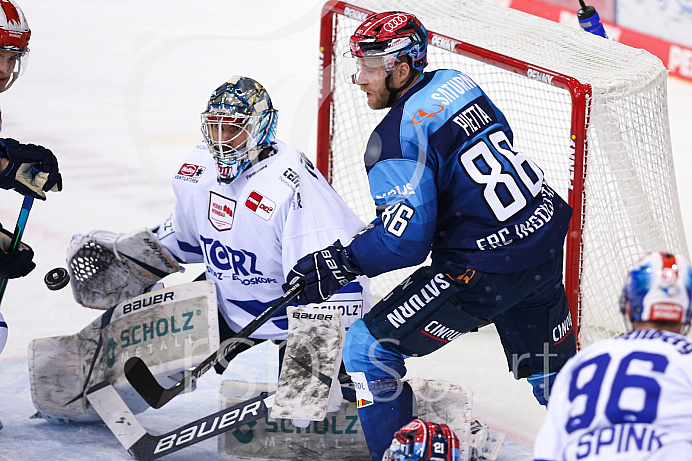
0,50,28,92
342,53,394,84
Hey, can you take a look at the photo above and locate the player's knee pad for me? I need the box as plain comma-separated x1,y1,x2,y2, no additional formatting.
29,281,219,422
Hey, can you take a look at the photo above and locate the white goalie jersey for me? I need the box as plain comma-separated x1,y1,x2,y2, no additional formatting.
156,140,372,340
533,329,692,461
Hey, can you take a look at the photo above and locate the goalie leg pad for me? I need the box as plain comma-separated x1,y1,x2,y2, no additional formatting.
29,315,104,422
29,281,219,421
271,306,344,422
219,380,370,461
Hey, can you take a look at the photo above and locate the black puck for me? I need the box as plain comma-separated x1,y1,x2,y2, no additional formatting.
44,267,70,291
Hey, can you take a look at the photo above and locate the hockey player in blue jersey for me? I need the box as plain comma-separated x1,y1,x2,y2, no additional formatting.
285,11,575,460
534,251,692,461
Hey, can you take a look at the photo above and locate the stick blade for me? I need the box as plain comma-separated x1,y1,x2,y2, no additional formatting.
86,381,148,453
124,357,171,409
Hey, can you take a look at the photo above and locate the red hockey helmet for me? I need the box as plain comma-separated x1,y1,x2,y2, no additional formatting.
0,0,30,92
382,419,460,461
0,0,30,53
344,11,428,84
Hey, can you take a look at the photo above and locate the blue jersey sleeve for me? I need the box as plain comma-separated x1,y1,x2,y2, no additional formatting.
349,157,438,277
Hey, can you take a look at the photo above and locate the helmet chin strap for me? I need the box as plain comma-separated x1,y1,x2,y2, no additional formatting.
384,71,419,107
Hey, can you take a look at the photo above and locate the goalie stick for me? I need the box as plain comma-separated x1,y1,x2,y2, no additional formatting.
86,380,272,461
124,281,304,409
0,195,34,305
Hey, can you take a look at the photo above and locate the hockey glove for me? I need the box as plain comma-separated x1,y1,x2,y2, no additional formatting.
284,240,361,305
0,138,62,200
0,223,35,279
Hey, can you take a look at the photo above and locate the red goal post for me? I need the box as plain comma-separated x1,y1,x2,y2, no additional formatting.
316,0,688,347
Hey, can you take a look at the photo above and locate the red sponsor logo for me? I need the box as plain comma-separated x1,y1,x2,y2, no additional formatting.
179,163,204,177
650,303,683,322
245,191,262,211
245,191,275,220
383,14,407,33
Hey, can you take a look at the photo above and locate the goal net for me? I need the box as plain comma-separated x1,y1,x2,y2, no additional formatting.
316,0,688,347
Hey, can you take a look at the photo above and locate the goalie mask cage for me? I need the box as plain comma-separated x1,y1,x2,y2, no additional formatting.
316,0,688,347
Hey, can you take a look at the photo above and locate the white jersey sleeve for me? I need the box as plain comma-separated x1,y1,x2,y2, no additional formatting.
278,147,371,330
533,329,692,461
156,208,204,264
156,140,371,339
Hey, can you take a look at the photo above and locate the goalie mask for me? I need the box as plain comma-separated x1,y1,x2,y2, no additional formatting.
0,0,31,93
343,11,428,84
383,419,460,461
620,251,692,330
201,76,278,185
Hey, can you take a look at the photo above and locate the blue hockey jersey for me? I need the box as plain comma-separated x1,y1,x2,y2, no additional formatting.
347,69,572,277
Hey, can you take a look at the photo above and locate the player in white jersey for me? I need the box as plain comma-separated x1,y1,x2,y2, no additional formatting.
155,75,371,372
533,251,692,461
27,76,368,424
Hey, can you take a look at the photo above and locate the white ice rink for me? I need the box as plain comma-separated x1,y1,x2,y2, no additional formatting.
0,1,690,459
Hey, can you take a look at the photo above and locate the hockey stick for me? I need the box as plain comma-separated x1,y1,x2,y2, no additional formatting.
124,280,304,409
0,195,34,306
86,380,272,461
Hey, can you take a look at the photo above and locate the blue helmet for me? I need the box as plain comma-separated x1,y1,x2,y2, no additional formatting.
201,76,278,184
620,252,692,326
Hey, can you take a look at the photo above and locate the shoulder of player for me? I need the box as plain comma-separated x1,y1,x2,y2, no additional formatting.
618,328,692,353
171,143,215,186
271,140,328,187
402,68,480,103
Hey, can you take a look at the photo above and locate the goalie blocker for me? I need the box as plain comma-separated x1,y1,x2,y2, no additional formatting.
29,281,220,421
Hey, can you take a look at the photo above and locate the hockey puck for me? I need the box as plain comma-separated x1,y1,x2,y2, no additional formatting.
44,267,70,291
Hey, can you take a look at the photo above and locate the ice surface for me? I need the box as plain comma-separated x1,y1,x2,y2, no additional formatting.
0,1,690,460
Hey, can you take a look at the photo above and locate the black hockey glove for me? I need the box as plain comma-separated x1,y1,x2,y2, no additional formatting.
0,223,35,279
0,138,62,200
283,240,361,305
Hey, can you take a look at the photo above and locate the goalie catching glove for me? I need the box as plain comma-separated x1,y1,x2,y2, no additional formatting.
0,138,62,200
67,227,181,309
283,240,361,305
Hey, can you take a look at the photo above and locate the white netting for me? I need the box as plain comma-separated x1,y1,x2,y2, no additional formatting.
320,0,688,346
